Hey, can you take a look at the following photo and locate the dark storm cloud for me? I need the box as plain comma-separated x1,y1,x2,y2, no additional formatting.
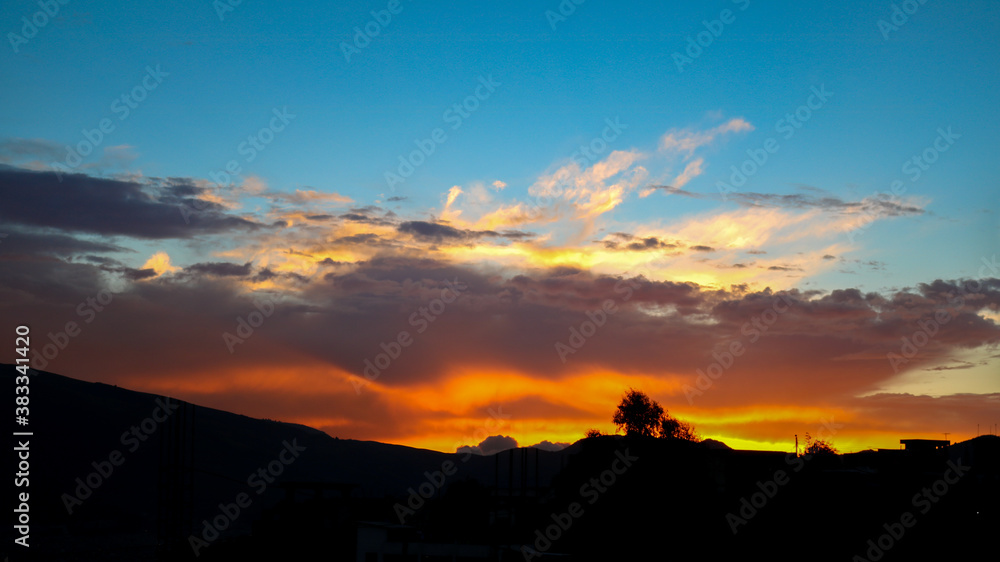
185,261,254,277
83,255,121,266
0,228,130,256
121,267,158,280
500,230,535,240
0,166,261,239
3,246,997,444
10,253,1000,390
397,220,503,243
601,233,678,251
339,209,396,226
334,233,387,246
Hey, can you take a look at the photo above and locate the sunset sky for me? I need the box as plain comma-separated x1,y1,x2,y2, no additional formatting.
1,0,998,454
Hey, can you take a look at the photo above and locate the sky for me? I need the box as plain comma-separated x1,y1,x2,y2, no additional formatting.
1,0,998,454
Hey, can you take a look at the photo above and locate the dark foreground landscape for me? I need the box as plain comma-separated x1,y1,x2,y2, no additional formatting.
4,364,997,561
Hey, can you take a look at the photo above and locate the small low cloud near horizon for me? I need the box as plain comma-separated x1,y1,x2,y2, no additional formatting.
459,435,520,456
1,0,998,455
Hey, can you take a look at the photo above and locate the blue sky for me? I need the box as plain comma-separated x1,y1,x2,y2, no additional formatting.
2,0,998,451
4,1,997,228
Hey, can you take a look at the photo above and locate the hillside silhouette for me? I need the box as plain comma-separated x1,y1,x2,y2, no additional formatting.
3,364,997,561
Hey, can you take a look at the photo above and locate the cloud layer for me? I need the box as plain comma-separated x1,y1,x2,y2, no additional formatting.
0,125,993,454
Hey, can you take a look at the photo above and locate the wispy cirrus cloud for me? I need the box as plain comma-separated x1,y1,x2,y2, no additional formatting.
658,118,755,158
652,184,928,219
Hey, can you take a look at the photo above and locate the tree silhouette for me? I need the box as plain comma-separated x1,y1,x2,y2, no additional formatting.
585,428,604,438
613,389,664,437
803,432,837,455
660,416,699,442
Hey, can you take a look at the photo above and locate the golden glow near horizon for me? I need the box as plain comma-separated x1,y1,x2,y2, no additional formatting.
22,117,987,462
109,358,991,456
